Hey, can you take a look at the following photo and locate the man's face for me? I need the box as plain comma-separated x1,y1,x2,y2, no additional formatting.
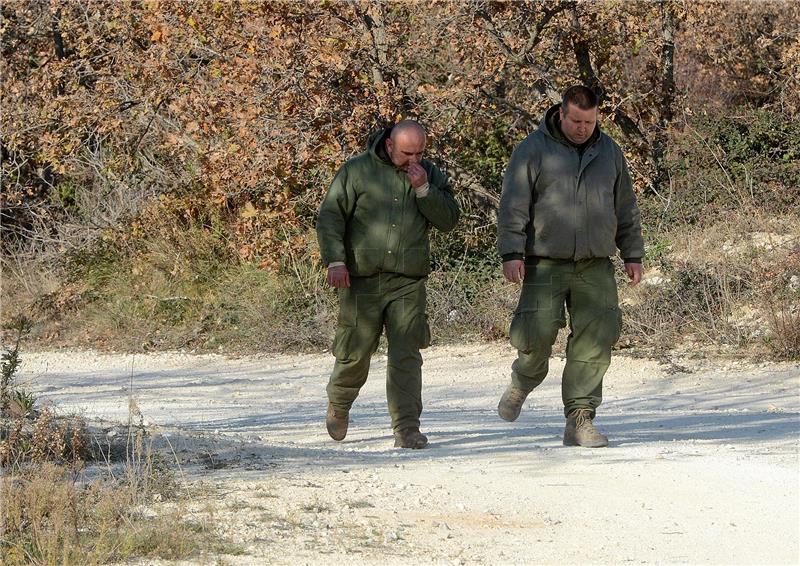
386,130,425,170
559,102,598,145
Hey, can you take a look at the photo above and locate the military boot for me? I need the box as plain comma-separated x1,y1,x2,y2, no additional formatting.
393,427,428,449
497,385,530,422
563,408,608,448
326,403,349,441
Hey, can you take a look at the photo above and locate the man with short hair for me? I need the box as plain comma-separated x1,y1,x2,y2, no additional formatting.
496,85,644,447
317,120,460,449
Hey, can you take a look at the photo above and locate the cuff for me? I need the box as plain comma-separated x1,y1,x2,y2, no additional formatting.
502,253,524,263
327,261,346,268
414,182,430,198
623,257,642,264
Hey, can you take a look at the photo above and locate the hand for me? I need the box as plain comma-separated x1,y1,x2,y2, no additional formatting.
327,265,350,288
624,262,643,287
503,260,525,283
406,162,428,189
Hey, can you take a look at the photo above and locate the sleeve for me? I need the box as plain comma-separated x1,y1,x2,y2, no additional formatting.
613,150,645,260
415,164,460,232
497,140,534,259
316,165,355,266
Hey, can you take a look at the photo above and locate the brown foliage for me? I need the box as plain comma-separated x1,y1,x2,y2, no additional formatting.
1,0,798,269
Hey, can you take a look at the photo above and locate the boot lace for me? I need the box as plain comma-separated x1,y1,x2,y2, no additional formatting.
574,409,597,434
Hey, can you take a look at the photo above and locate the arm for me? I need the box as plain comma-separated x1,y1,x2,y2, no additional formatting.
412,164,460,232
316,166,355,286
613,150,645,287
497,141,535,280
613,151,645,262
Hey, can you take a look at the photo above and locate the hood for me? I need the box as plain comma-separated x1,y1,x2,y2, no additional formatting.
540,103,600,148
367,126,393,165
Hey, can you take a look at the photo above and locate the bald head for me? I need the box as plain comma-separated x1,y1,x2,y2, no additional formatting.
386,120,426,170
390,120,426,144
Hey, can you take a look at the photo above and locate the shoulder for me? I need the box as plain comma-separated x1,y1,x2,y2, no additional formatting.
521,130,545,148
515,130,548,155
343,151,371,169
506,132,545,169
597,133,629,169
336,151,373,178
600,133,624,157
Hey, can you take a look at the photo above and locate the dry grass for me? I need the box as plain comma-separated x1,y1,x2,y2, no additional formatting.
619,209,800,357
2,205,798,360
0,331,246,564
0,413,246,565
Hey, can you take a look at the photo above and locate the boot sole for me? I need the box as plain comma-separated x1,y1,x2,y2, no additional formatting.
497,407,520,422
327,429,347,441
563,437,608,448
394,439,428,449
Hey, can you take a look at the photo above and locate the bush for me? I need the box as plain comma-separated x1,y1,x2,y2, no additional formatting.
644,107,800,229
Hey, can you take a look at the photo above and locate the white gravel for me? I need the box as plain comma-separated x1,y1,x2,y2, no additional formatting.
19,344,800,565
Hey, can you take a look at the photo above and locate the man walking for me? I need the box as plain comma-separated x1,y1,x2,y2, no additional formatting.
496,85,644,447
317,120,459,449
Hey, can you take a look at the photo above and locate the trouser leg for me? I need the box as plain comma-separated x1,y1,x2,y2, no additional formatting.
509,260,568,392
326,277,383,412
561,258,621,417
383,276,428,432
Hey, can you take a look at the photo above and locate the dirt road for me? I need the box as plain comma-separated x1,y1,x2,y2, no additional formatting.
20,344,800,565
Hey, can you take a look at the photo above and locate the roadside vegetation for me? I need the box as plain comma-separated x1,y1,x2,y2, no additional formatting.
1,1,798,360
0,317,245,564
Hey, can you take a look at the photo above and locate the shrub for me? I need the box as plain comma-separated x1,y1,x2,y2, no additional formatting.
644,107,800,229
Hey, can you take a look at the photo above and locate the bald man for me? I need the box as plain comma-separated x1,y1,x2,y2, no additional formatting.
317,120,460,448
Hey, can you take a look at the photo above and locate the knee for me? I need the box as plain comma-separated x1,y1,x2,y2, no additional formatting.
387,346,422,369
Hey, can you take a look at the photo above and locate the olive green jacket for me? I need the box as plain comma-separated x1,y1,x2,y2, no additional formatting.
497,104,644,262
317,128,460,277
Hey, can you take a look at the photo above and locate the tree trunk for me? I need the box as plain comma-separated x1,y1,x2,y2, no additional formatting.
651,1,678,197
568,4,649,152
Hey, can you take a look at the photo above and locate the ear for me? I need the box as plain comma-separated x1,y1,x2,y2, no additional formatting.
385,138,393,153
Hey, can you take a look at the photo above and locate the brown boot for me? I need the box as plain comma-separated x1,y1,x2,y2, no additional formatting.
497,385,530,422
326,403,349,441
393,427,428,449
563,408,608,448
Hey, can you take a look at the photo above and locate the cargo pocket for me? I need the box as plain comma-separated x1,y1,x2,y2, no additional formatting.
596,306,622,348
416,313,432,349
331,325,356,359
509,309,536,353
332,289,357,359
509,308,561,354
612,307,622,345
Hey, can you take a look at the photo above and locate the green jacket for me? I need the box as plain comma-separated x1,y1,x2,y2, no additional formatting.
497,104,644,262
317,128,460,277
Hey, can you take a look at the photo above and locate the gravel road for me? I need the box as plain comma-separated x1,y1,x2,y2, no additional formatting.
19,344,800,565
